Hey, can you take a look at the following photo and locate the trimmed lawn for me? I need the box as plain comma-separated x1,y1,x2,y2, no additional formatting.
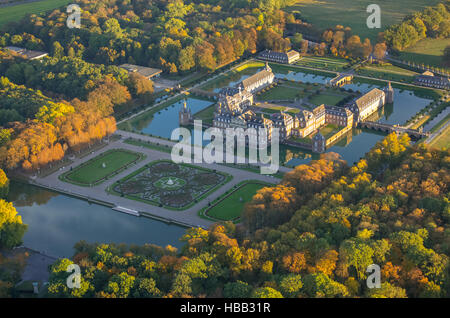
320,124,342,138
205,182,268,221
309,93,346,106
194,104,215,123
0,0,71,27
296,56,350,72
62,149,143,186
258,85,305,101
357,65,418,82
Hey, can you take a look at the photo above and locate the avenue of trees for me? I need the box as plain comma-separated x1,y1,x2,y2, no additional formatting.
45,134,450,298
0,170,28,297
0,75,118,171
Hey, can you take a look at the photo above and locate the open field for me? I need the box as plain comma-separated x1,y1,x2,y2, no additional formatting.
397,38,450,70
0,0,71,27
109,160,232,210
61,149,144,186
287,0,442,41
356,64,419,83
257,84,306,101
296,56,350,72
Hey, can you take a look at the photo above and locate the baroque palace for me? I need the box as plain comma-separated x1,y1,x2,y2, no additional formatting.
182,63,395,153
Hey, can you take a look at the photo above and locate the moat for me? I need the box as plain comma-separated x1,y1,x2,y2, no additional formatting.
7,181,187,258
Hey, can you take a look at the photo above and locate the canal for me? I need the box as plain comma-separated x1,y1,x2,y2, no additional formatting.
7,181,187,259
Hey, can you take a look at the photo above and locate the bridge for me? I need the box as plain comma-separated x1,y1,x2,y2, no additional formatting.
358,121,430,140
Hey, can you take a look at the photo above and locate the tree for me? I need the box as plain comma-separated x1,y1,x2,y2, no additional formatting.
279,274,303,297
302,273,349,297
35,102,75,124
52,41,64,59
0,199,27,249
373,42,387,60
223,281,252,298
250,287,283,298
367,282,407,298
443,45,450,67
178,46,196,72
0,169,9,198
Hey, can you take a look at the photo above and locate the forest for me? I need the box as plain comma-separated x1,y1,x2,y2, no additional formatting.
36,134,450,298
0,0,297,73
383,3,450,51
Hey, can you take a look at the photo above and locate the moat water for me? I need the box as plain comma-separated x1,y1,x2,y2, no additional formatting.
7,181,187,258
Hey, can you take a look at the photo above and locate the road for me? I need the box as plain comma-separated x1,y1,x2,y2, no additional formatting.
425,118,450,145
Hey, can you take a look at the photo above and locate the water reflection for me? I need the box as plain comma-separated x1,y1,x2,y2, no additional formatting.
8,182,187,258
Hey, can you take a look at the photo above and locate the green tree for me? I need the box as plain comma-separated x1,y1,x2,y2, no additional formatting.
0,200,27,249
251,287,283,298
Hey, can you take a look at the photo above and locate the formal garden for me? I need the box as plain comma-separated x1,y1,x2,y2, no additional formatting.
109,160,232,210
60,149,145,187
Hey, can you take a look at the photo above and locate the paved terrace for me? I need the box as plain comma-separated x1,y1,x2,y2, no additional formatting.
32,131,287,229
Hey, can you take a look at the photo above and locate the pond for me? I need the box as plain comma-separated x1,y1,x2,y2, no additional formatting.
7,181,187,258
129,97,215,140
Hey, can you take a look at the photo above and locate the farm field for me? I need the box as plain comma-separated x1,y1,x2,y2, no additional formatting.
0,0,71,27
62,149,144,186
205,182,268,221
287,0,442,41
397,38,450,70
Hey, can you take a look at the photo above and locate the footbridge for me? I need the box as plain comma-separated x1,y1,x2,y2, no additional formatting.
358,121,430,139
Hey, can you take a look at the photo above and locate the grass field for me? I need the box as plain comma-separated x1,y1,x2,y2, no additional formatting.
397,38,450,69
429,122,450,149
309,93,346,106
258,85,305,101
319,123,342,138
193,105,215,124
296,56,350,72
356,64,418,82
124,138,172,154
109,160,232,210
62,149,143,186
0,0,71,27
288,0,442,42
205,182,267,221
